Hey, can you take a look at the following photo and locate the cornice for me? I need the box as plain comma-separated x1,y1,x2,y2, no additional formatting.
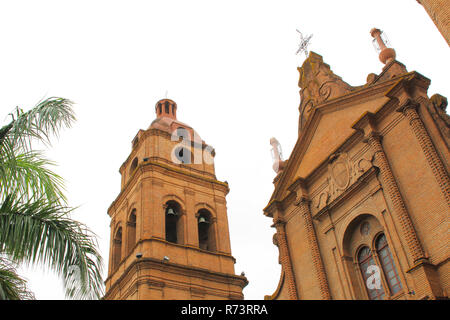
263,199,283,218
105,236,238,284
108,160,229,215
385,71,431,101
105,254,248,296
120,127,215,173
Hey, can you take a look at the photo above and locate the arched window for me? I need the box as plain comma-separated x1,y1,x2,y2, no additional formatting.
112,227,123,271
127,209,137,255
165,101,170,114
197,209,216,251
376,233,402,295
357,246,385,300
130,157,138,175
158,103,162,115
165,201,183,244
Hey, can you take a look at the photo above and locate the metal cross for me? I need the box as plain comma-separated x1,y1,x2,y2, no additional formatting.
296,29,313,57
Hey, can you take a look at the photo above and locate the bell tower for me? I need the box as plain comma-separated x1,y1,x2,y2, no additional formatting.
104,98,248,300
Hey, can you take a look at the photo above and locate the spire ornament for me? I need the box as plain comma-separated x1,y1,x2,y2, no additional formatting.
296,29,313,58
370,28,396,64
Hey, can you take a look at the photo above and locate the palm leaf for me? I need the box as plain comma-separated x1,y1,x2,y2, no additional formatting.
0,123,13,144
6,97,75,151
0,194,104,299
0,257,35,300
0,150,66,204
0,97,75,203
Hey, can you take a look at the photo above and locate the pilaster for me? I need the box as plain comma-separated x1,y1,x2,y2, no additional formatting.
397,100,450,207
354,112,426,264
296,195,331,300
272,219,298,300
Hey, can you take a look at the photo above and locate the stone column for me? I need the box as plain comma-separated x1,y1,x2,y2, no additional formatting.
417,0,450,46
273,220,298,300
297,197,331,300
365,132,426,263
398,101,450,207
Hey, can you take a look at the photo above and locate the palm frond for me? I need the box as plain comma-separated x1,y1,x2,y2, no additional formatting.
6,97,75,151
0,194,104,299
0,97,75,202
0,123,13,144
0,257,35,300
0,124,16,178
0,150,66,204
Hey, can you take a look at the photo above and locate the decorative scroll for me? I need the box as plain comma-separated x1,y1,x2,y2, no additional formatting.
298,52,354,133
314,152,373,211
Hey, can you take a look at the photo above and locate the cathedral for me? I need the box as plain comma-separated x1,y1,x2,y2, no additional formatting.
104,0,449,300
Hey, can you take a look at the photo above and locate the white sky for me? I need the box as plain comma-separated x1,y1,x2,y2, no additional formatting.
0,0,448,300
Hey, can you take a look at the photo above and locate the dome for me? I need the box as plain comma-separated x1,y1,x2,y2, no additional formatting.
149,99,202,144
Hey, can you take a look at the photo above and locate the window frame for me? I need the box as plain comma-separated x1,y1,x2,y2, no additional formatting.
374,233,403,296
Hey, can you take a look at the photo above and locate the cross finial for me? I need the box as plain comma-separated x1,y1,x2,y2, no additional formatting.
296,29,313,58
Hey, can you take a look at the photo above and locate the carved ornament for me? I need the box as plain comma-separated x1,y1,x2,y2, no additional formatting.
298,52,354,133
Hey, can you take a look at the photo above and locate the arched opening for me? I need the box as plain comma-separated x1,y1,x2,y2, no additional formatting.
112,227,122,271
165,201,183,244
197,209,216,251
341,214,386,299
375,233,402,295
130,157,138,175
127,209,137,255
165,101,170,114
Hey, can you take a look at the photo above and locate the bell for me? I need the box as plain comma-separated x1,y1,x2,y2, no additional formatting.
198,216,208,224
166,208,177,216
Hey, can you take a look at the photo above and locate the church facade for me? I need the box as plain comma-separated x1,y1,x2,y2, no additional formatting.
104,99,248,299
263,29,449,300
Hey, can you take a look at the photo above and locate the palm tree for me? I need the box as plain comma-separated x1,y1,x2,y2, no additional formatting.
0,97,104,299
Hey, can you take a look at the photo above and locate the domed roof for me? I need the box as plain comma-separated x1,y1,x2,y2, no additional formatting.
149,116,192,133
149,99,202,143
